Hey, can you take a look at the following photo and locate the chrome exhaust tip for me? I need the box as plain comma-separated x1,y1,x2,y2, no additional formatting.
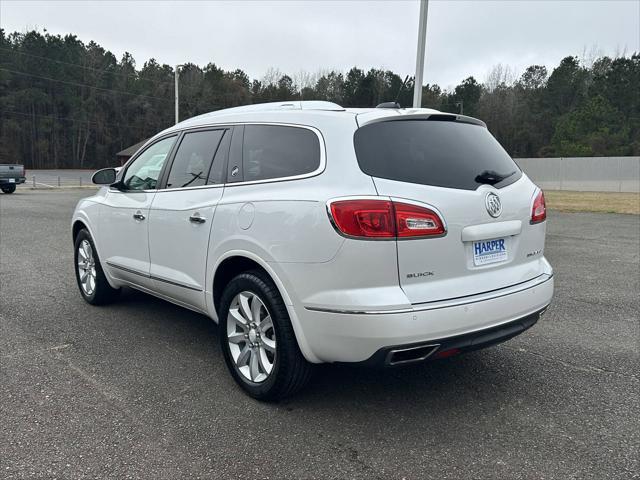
385,343,440,366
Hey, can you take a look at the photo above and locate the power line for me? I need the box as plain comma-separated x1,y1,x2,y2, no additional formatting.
0,47,175,88
1,49,226,98
1,109,169,132
1,47,211,96
0,67,174,102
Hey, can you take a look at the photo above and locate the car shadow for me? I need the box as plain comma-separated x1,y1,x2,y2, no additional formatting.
111,287,546,417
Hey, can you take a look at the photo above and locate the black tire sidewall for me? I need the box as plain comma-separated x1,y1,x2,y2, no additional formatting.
1,184,16,193
74,229,117,305
74,230,97,303
219,272,293,400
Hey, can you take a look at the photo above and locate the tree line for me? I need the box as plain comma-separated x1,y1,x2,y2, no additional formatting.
1,29,638,169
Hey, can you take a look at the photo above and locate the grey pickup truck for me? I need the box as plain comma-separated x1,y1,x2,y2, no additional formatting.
0,164,26,193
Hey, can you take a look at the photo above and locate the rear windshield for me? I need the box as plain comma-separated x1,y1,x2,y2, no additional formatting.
354,119,521,190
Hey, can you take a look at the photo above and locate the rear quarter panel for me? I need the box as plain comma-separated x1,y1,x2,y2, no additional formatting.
203,117,382,343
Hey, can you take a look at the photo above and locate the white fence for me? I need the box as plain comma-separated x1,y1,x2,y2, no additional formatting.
515,157,640,193
17,158,640,193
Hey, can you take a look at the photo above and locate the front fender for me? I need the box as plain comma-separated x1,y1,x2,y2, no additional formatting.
71,198,119,289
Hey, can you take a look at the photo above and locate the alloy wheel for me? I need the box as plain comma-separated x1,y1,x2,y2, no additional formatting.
226,291,276,383
77,239,97,296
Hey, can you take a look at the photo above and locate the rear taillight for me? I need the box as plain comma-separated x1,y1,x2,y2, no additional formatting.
329,199,395,238
328,198,445,239
530,190,546,224
394,202,446,237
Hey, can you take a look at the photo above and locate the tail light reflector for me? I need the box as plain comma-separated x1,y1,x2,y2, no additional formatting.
433,348,461,359
531,190,546,224
328,198,445,239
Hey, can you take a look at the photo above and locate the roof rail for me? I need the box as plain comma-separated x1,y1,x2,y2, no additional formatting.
201,101,344,117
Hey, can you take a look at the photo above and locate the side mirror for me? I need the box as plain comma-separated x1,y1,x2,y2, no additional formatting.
92,168,117,185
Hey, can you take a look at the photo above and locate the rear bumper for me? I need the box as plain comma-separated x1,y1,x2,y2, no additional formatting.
354,307,544,367
0,177,26,185
297,274,553,363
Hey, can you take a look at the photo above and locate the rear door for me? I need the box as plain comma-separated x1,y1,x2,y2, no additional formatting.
148,127,231,310
354,116,546,304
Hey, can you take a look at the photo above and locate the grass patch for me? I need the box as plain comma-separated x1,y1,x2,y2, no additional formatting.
545,191,639,215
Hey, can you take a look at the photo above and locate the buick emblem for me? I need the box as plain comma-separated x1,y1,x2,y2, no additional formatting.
485,192,502,218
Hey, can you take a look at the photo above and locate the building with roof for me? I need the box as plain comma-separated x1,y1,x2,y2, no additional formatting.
116,139,148,165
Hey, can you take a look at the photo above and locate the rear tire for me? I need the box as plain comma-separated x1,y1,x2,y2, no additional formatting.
219,270,312,401
74,229,120,305
1,184,16,194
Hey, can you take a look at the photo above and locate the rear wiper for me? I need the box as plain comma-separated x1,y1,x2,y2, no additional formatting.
475,170,516,185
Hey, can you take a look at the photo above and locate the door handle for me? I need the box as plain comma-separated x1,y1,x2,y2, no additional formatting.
133,211,145,221
189,213,206,224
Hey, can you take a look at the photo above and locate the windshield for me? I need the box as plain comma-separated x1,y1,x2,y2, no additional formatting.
354,119,522,190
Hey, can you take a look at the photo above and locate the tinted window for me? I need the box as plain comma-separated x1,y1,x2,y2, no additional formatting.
208,129,231,185
243,125,321,182
123,136,176,190
354,119,522,190
166,130,225,188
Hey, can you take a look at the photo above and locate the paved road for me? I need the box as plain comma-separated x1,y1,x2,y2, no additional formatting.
1,190,638,479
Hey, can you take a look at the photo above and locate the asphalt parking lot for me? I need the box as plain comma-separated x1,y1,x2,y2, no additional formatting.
1,189,638,479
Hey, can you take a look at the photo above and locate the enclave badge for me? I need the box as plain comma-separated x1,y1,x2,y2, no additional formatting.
485,192,502,218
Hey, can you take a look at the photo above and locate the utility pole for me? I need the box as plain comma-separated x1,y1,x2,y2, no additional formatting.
174,64,183,124
412,0,429,108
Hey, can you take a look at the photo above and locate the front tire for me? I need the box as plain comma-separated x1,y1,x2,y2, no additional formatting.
1,184,16,194
219,270,312,401
74,229,120,305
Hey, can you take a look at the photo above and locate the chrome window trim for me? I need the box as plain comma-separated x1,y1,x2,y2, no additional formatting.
108,187,157,194
174,122,326,188
109,122,326,194
304,273,553,315
154,183,225,194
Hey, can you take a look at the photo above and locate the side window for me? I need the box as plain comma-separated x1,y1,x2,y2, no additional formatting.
208,129,231,185
242,125,321,182
166,130,225,189
123,136,176,191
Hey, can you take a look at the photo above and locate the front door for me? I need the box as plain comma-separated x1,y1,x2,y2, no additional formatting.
100,135,177,289
148,127,230,310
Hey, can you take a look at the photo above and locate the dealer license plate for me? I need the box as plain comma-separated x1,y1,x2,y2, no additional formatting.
473,238,508,266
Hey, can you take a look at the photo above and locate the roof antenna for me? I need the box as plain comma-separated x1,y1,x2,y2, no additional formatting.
375,76,410,109
394,75,410,105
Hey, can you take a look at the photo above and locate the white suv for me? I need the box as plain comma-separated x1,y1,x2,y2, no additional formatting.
72,101,553,400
